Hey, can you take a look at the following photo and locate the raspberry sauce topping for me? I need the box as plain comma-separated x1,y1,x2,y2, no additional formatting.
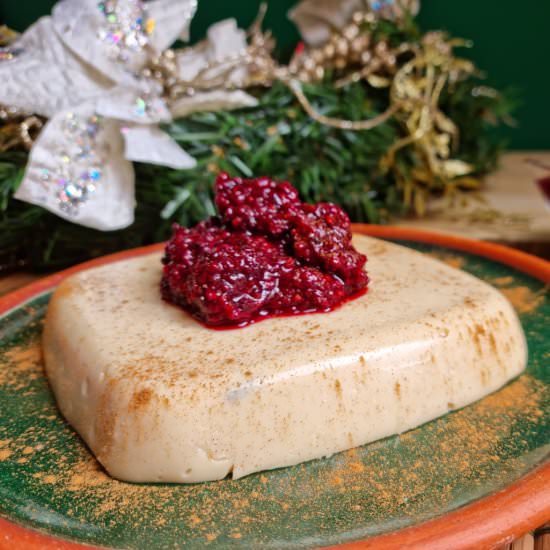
161,173,368,327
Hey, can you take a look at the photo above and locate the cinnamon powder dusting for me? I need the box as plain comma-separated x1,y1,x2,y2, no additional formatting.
0,449,13,461
0,333,547,547
1,257,549,550
500,286,547,314
0,344,42,391
428,253,466,270
129,387,153,410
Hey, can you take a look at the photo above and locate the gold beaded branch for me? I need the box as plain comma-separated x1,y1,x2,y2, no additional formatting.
146,4,484,188
0,27,45,152
0,4,495,198
148,6,415,131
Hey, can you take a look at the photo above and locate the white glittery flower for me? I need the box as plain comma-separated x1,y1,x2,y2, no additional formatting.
0,0,257,230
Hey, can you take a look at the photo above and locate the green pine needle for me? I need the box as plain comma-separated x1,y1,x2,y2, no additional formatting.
0,69,511,272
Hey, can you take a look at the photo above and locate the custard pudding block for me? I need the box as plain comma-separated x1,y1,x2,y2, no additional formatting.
43,235,527,483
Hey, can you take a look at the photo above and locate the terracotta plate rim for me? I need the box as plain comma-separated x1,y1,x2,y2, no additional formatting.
0,225,549,550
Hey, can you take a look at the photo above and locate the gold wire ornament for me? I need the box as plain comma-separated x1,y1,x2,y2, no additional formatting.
0,27,45,152
0,4,497,210
0,110,44,152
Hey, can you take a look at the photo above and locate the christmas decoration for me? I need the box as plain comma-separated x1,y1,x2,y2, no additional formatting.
0,0,256,230
0,0,513,271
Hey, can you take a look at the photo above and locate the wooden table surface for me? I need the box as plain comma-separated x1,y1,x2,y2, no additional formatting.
1,151,549,549
396,151,550,247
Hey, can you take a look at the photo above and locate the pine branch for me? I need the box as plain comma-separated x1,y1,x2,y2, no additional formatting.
0,76,511,272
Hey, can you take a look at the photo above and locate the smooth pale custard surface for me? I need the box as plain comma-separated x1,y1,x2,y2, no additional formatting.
42,236,527,483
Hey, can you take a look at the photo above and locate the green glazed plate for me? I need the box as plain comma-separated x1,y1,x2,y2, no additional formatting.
0,227,549,550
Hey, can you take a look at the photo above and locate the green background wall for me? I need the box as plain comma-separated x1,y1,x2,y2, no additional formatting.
1,1,548,149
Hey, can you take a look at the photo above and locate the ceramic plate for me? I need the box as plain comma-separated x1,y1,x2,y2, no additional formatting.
0,226,549,550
